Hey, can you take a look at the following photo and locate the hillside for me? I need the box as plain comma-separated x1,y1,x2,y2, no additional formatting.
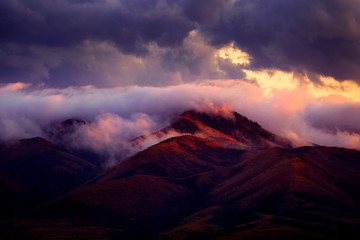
0,137,100,198
133,110,293,150
0,110,359,239
39,139,360,239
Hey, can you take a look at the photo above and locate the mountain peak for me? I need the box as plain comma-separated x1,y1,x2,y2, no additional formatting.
160,109,293,150
176,109,263,131
19,136,53,148
45,118,87,144
1,110,360,239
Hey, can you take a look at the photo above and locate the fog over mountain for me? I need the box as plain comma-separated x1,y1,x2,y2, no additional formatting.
1,82,359,164
1,1,360,238
2,0,360,156
0,109,359,239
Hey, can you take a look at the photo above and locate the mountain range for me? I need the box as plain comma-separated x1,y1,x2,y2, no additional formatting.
0,110,359,239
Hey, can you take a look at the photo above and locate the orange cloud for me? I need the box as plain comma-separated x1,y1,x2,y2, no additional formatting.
0,82,31,91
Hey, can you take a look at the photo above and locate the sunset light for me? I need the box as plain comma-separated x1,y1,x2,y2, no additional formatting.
1,0,360,239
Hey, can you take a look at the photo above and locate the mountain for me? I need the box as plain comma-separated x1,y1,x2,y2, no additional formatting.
133,110,293,150
0,137,100,198
0,168,41,213
0,110,359,239
45,119,104,167
39,139,360,239
88,135,254,184
177,146,360,239
45,118,87,144
35,136,247,238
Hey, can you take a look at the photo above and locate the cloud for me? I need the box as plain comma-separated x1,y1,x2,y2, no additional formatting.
64,112,183,167
0,0,239,88
1,1,359,166
4,0,360,87
1,78,360,168
0,0,193,86
0,82,31,91
0,0,194,52
0,30,246,87
182,0,232,25
202,0,360,82
305,102,360,134
1,81,255,166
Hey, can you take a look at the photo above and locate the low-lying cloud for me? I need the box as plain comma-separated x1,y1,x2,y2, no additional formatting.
57,112,182,167
305,103,360,134
0,80,359,166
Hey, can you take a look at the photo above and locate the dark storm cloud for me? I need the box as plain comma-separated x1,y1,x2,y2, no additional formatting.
182,0,231,25
1,0,360,86
202,0,360,82
0,0,194,53
0,0,238,86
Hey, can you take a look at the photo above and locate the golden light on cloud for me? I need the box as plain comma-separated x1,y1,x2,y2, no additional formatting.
244,69,360,102
244,69,299,97
308,76,360,102
216,42,251,66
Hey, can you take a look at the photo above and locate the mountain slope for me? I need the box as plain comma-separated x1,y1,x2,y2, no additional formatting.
0,168,42,213
34,135,252,239
160,146,360,239
1,110,359,239
88,135,251,184
0,137,100,198
36,136,360,239
40,175,197,239
134,110,293,150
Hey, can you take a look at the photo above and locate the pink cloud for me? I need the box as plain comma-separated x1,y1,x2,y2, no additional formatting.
0,82,31,91
0,80,359,167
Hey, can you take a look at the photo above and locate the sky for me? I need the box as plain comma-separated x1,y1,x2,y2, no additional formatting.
1,0,360,163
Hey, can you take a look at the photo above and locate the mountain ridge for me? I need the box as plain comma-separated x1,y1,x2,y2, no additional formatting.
0,109,359,239
133,109,293,151
0,136,101,198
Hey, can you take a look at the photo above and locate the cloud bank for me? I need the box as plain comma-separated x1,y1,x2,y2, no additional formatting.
1,80,359,166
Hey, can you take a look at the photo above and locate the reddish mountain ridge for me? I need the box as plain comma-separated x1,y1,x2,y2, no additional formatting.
34,138,360,240
133,110,293,150
0,110,359,239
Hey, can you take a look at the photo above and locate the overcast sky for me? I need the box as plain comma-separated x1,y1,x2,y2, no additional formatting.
2,0,360,87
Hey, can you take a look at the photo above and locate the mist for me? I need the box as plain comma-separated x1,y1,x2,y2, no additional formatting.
1,80,359,166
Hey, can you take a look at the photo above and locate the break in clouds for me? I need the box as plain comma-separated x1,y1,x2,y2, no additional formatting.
1,82,359,166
